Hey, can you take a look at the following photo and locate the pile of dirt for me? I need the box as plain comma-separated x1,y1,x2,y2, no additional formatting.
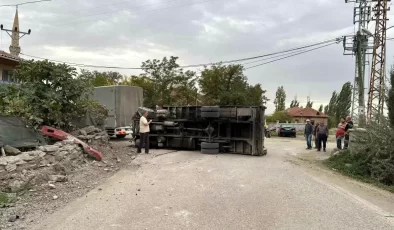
0,136,138,230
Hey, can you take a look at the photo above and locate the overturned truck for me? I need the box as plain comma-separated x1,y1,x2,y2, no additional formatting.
132,106,267,156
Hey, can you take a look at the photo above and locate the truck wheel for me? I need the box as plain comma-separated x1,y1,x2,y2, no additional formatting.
201,111,220,118
201,106,220,112
201,142,219,149
116,135,126,138
201,148,219,154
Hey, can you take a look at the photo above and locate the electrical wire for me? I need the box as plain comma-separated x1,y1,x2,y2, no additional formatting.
20,37,342,70
244,42,337,70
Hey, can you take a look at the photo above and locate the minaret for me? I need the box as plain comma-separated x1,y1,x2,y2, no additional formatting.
9,7,21,56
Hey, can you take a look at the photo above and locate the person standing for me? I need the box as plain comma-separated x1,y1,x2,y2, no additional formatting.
314,122,319,149
304,119,313,150
138,111,152,154
344,115,354,149
316,122,329,152
336,118,346,150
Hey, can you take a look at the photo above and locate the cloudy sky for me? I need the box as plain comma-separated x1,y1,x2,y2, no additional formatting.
1,0,394,113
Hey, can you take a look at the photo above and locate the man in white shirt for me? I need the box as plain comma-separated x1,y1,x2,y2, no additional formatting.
138,111,152,154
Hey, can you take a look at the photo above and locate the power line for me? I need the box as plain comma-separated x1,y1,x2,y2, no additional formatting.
20,37,342,70
0,0,51,7
244,42,337,70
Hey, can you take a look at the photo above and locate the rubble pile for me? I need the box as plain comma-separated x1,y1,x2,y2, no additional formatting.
72,126,110,144
0,126,110,194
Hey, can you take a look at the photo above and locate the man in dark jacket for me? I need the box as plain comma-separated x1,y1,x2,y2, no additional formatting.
344,115,354,149
304,119,313,149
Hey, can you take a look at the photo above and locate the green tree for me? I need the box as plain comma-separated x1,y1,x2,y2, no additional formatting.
199,64,268,106
274,86,286,111
79,70,123,87
318,104,323,112
306,101,313,108
327,91,338,116
334,82,352,124
290,99,300,108
5,60,105,130
387,66,394,127
139,56,197,107
324,105,329,114
266,111,292,123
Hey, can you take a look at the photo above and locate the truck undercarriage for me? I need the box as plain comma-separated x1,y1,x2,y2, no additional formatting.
132,106,267,156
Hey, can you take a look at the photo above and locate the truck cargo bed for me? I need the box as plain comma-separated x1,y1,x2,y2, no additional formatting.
132,106,267,156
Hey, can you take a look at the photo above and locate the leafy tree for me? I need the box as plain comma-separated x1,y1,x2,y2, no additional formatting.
334,82,352,124
136,56,198,107
306,101,313,108
266,111,292,123
327,91,338,116
79,70,123,87
387,66,394,127
2,60,106,131
274,86,286,111
318,104,323,112
199,64,268,106
290,99,300,108
324,105,329,114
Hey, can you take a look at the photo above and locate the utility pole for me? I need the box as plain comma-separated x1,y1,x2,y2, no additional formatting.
367,0,390,123
0,0,51,56
343,0,374,127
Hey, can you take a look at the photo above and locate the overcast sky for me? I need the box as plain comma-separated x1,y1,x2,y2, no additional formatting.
1,0,394,113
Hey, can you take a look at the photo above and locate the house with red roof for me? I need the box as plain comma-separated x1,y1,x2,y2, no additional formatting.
0,50,21,84
285,106,329,125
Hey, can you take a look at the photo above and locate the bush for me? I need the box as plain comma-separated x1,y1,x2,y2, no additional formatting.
0,60,108,131
325,117,394,187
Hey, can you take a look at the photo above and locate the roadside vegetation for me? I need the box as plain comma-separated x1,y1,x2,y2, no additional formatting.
324,66,394,192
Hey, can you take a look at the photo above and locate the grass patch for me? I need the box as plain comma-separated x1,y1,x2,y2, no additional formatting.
323,151,394,193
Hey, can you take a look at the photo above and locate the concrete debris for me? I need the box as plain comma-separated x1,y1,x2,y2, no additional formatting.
48,184,56,189
48,175,68,183
53,195,58,200
38,145,60,153
7,215,19,222
3,145,21,156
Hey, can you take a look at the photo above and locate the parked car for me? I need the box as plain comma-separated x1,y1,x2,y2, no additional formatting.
278,125,296,137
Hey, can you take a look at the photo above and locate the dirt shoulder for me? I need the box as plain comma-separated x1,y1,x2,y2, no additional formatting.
273,137,394,217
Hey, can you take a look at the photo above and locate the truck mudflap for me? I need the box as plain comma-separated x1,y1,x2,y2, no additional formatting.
41,126,103,161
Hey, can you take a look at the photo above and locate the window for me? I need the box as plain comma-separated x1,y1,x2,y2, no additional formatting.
2,70,13,82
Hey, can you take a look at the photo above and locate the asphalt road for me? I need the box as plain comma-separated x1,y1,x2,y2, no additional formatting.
32,138,394,230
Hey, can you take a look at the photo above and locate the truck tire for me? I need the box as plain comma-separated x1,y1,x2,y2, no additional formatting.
201,106,220,112
116,135,126,138
201,111,220,118
201,142,219,149
201,148,219,155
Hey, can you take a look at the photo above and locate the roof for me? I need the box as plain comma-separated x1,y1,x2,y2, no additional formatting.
286,107,329,118
0,51,22,62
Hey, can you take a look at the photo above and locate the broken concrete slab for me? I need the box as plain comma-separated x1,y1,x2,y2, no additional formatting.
3,145,21,156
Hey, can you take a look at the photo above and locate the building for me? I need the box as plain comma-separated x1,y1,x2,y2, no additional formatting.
0,51,20,84
286,107,329,124
0,51,21,84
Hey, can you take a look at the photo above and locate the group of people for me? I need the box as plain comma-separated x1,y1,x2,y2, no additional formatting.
304,116,353,152
304,120,329,152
